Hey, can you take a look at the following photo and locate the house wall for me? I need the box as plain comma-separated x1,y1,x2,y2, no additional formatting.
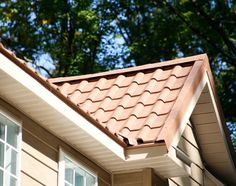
168,122,224,186
0,99,111,186
113,168,168,186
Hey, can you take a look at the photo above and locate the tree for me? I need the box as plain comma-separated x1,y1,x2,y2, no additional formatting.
0,0,109,76
0,0,235,137
99,0,236,123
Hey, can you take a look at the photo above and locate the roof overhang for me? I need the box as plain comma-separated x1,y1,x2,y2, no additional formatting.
191,77,236,184
0,50,189,178
168,69,236,184
0,47,235,183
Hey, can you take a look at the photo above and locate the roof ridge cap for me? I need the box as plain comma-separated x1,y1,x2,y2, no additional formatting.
49,54,207,84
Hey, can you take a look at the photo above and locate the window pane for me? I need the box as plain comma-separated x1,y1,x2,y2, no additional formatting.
65,158,74,184
5,173,17,186
0,142,4,168
65,168,74,184
0,170,3,186
64,157,96,186
0,122,5,140
5,146,18,175
6,122,19,148
86,173,96,186
75,171,84,186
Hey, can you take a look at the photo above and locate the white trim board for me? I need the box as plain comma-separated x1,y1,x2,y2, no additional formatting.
0,53,126,160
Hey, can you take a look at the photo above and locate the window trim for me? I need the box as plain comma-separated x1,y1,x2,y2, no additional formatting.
0,108,22,186
58,147,98,186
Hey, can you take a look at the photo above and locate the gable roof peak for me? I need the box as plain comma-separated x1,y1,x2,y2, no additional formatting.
49,54,208,84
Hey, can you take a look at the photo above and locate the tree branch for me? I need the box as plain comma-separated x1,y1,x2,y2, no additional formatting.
192,1,236,56
160,0,236,65
37,65,53,77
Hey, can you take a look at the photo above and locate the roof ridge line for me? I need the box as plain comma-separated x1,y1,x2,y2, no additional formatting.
49,54,207,84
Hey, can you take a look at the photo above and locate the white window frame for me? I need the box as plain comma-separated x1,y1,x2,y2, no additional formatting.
58,148,98,186
0,109,22,186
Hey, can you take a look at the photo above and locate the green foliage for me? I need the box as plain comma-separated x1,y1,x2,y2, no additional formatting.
0,0,235,144
0,0,107,76
99,0,236,125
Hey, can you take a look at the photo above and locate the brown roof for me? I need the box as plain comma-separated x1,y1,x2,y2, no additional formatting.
49,55,207,148
0,43,220,149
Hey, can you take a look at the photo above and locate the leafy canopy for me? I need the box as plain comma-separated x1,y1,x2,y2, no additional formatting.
0,0,235,133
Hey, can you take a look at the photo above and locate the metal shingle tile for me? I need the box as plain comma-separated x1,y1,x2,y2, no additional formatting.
50,60,199,147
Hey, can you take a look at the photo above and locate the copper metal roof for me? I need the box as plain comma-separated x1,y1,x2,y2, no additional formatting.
0,42,212,148
2,42,236,184
49,56,207,147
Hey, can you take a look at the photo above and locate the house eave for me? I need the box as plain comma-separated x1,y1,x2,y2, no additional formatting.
0,52,126,159
0,52,186,178
1,46,235,183
191,78,236,184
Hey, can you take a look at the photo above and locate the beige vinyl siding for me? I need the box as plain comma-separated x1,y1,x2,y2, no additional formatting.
169,122,225,186
151,169,168,186
169,172,222,186
204,174,221,186
113,171,143,186
21,172,44,186
169,123,203,186
191,85,235,184
113,168,167,186
0,99,111,186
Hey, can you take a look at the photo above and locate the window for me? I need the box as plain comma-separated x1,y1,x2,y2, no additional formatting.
59,149,97,186
0,113,21,186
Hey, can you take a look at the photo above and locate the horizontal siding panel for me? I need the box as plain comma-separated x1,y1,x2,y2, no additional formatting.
21,151,57,186
195,123,219,134
22,142,58,171
21,172,44,186
178,137,203,168
169,177,201,186
201,143,226,154
191,113,217,124
198,133,222,144
197,92,211,104
191,163,203,185
113,171,142,186
22,128,58,160
193,103,214,114
204,152,229,164
182,124,198,148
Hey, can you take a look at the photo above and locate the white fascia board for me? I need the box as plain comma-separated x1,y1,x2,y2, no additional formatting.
205,77,236,176
204,169,225,186
169,71,208,150
126,145,167,161
0,53,126,160
167,146,191,176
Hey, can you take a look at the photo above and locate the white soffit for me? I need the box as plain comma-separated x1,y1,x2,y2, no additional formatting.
0,53,126,160
191,77,236,184
0,53,177,177
0,54,192,177
2,52,234,180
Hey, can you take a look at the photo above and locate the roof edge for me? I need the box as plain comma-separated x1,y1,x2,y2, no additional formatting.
201,55,236,169
157,59,206,148
0,42,127,148
49,54,208,83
